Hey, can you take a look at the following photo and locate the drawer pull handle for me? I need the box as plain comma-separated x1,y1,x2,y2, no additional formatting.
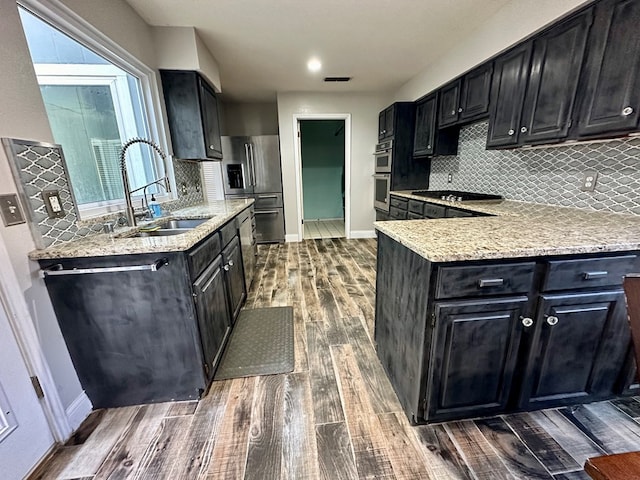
521,317,533,328
478,278,504,288
40,258,169,277
257,195,278,199
583,271,608,280
546,316,559,326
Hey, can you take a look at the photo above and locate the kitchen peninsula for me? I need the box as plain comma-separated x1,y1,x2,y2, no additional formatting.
375,192,640,424
30,199,255,409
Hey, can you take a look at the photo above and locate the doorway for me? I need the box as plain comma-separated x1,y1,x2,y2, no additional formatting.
297,118,348,240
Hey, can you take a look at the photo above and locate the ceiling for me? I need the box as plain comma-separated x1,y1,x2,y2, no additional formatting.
125,0,512,103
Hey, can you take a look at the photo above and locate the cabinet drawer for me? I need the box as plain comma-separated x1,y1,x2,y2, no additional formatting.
236,207,251,227
408,200,425,214
542,255,638,292
219,221,237,248
423,203,447,219
436,262,536,299
254,193,283,209
407,212,424,220
389,206,407,219
389,196,408,210
188,232,221,280
446,208,474,218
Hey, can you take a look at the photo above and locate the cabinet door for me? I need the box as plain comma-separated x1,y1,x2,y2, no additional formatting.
486,43,532,148
193,256,231,379
199,78,222,159
460,63,493,122
413,94,437,157
438,79,461,128
577,0,640,137
427,297,529,422
378,110,386,139
520,290,629,409
222,236,246,322
384,105,395,138
520,10,593,144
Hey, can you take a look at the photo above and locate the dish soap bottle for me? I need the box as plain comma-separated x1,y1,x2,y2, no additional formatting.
149,194,162,218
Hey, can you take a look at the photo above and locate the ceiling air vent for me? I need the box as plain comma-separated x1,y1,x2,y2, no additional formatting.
324,77,351,82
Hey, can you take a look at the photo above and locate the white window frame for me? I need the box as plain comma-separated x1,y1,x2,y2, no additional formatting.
18,0,176,219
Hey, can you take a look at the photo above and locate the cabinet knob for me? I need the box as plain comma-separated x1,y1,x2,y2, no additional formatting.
520,126,528,133
223,264,230,271
451,110,456,115
521,317,533,328
458,108,463,113
508,129,515,136
228,260,234,267
427,145,431,149
209,145,215,149
546,315,559,326
623,106,634,116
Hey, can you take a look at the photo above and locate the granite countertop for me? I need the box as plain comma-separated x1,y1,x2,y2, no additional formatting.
29,199,254,260
375,191,640,262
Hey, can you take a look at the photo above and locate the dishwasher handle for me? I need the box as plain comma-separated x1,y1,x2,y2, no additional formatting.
40,258,169,277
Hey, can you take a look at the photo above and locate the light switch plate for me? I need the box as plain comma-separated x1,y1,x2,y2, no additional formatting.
0,194,26,226
42,190,65,218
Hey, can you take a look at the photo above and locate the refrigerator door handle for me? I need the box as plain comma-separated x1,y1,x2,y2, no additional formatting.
249,143,257,186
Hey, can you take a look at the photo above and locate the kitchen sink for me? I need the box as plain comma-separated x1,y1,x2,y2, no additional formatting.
128,229,191,238
157,218,210,229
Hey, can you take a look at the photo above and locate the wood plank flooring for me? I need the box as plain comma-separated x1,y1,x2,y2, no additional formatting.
28,238,640,479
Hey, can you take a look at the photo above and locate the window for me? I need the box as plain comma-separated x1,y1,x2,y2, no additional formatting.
18,5,168,216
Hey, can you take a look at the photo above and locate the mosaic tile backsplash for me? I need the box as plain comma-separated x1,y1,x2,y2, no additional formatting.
3,138,204,248
429,121,640,215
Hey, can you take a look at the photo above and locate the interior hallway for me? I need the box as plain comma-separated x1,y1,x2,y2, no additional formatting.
29,238,640,479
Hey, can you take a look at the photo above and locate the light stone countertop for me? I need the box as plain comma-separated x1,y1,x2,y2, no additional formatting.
29,199,254,260
375,191,640,262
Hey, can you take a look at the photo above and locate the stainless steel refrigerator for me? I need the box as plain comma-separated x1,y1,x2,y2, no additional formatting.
221,135,285,243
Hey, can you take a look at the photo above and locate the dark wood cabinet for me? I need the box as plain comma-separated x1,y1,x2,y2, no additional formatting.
160,70,223,160
577,0,640,137
375,230,638,424
222,235,246,322
428,297,529,421
438,80,461,128
412,94,458,158
413,95,437,156
378,105,395,140
519,290,629,409
520,10,593,144
486,43,533,147
459,63,494,122
39,209,251,408
193,255,231,380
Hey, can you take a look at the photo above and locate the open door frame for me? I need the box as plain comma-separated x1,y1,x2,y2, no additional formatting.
293,113,351,242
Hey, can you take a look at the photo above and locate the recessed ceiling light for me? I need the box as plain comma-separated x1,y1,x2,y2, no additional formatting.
307,58,322,73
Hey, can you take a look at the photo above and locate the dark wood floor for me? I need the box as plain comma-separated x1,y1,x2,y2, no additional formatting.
30,239,640,479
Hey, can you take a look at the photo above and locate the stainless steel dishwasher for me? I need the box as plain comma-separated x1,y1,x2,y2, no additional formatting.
237,208,256,290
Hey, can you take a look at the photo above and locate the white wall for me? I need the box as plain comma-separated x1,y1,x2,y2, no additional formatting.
394,0,592,101
0,0,163,411
222,102,279,136
277,92,387,238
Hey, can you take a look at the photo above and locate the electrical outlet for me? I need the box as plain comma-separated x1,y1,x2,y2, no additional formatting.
447,173,453,183
580,171,598,192
0,194,26,226
42,190,65,218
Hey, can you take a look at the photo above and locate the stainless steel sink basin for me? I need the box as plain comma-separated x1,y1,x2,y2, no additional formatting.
157,218,209,229
129,229,191,238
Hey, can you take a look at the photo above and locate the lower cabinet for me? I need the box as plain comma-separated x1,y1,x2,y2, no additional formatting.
375,232,639,424
519,290,629,409
39,210,251,408
428,297,528,421
193,255,232,380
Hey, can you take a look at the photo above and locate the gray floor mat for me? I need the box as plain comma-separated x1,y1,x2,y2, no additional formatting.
214,306,294,380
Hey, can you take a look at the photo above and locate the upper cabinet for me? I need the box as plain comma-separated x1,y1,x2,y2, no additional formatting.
438,63,493,129
378,105,395,140
160,70,223,160
576,0,640,138
414,93,458,157
487,9,592,148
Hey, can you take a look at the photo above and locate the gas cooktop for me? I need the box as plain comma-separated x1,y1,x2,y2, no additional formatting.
411,190,503,202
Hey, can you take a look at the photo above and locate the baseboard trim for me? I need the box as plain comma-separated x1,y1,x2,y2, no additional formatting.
285,234,300,243
65,391,92,432
349,230,377,239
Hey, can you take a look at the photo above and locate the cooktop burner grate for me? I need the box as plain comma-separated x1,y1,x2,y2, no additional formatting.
411,190,503,202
